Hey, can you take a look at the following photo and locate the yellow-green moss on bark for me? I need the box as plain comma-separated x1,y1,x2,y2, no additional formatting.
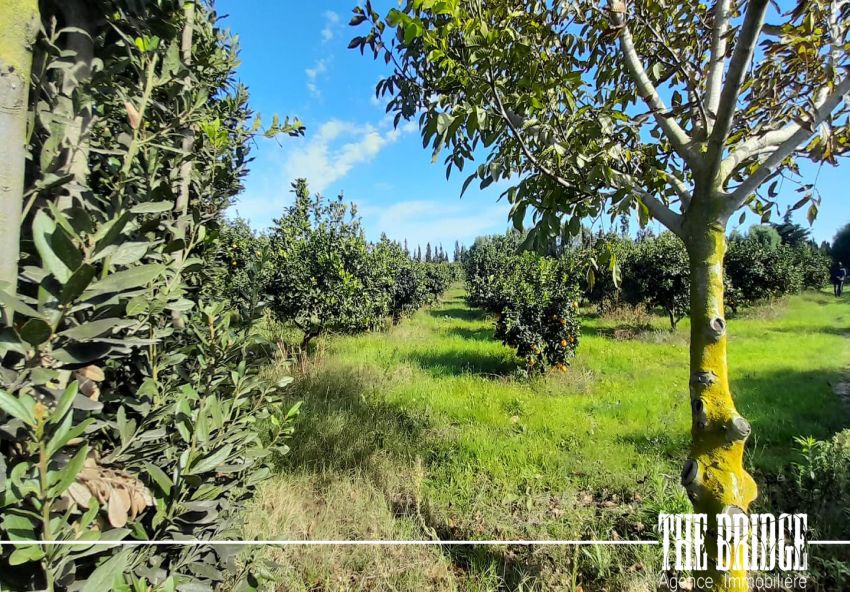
0,0,39,293
0,0,39,71
683,210,758,591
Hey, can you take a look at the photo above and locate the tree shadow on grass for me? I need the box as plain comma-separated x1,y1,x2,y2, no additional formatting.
276,365,429,472
446,326,494,342
404,348,517,378
582,323,660,341
733,367,848,460
429,306,490,322
769,325,850,337
271,364,551,587
625,367,849,476
434,540,548,590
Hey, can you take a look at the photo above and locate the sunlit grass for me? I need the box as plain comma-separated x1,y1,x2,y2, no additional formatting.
248,286,850,590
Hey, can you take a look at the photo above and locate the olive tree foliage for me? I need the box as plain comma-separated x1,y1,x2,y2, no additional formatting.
0,1,303,590
353,0,850,585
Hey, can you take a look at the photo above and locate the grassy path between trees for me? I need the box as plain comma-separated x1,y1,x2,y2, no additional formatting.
245,286,850,591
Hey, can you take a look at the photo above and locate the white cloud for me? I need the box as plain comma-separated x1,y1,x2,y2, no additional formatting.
321,11,340,43
282,119,415,194
305,58,328,97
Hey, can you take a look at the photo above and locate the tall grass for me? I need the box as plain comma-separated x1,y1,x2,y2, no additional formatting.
246,287,850,590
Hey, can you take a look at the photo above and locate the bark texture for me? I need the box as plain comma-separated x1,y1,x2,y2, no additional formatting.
0,0,39,294
683,198,758,591
171,0,196,329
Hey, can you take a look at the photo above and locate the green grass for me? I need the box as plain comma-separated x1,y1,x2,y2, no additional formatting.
247,287,850,591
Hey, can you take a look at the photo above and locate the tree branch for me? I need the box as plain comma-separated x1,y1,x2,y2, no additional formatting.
720,90,830,176
639,192,684,236
727,74,850,210
618,25,697,168
610,170,683,235
707,0,769,168
489,79,573,191
666,169,692,209
705,0,732,130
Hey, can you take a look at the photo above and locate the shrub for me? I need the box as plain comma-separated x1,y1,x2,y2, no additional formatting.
203,217,273,319
370,236,430,325
421,262,454,304
578,234,633,312
0,2,303,589
495,254,581,373
787,432,850,589
747,224,782,249
622,233,690,328
463,233,522,313
725,235,804,311
268,181,378,347
792,244,831,290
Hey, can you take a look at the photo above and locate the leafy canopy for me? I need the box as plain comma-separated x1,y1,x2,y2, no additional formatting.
352,0,850,244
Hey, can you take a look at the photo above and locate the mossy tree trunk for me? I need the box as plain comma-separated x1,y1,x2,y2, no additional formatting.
0,0,39,298
681,190,758,591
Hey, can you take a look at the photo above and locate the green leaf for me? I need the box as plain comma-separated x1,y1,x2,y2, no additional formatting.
130,201,174,214
49,381,79,426
144,463,172,495
47,417,93,458
81,549,130,592
111,242,149,266
48,445,89,497
84,264,166,296
61,264,96,304
52,342,114,366
126,295,148,316
33,210,72,282
0,290,42,318
1,510,38,540
50,226,83,271
59,318,132,341
93,212,131,252
186,444,233,475
19,318,52,346
0,389,36,426
9,545,44,566
116,406,136,448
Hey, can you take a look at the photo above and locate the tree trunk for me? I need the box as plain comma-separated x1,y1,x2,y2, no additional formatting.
175,0,196,224
171,0,196,329
301,329,318,350
683,217,757,591
0,0,39,299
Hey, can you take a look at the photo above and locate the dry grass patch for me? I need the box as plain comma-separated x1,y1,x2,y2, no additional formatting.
245,469,456,592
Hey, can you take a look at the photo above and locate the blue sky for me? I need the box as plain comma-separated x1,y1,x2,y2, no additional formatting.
217,1,848,248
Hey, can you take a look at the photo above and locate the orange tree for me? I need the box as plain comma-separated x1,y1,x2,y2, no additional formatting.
352,0,850,587
269,180,394,347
